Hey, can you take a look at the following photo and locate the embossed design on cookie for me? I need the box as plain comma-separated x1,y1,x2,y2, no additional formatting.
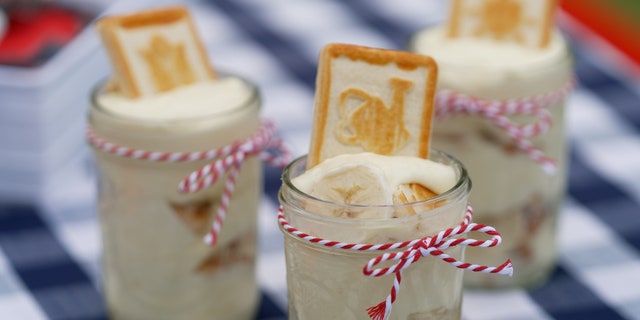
141,35,197,92
448,0,557,48
94,6,216,97
307,43,437,167
335,77,413,155
472,0,536,43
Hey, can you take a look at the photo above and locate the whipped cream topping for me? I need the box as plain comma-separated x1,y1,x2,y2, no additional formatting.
412,26,567,70
293,152,456,206
410,26,569,97
97,77,253,121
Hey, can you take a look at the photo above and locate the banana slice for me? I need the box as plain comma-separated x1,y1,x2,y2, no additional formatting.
300,163,394,219
307,164,391,206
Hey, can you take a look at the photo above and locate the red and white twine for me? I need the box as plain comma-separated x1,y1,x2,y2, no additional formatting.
87,119,291,246
435,78,576,174
278,204,513,320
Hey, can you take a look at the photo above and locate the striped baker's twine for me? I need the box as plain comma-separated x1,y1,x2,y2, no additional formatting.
435,78,576,175
278,204,513,320
87,119,292,246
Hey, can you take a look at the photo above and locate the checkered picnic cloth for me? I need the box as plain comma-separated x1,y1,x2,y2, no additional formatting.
1,0,640,319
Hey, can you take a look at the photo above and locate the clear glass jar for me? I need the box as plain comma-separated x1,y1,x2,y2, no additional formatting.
88,76,262,320
279,150,471,319
409,27,574,288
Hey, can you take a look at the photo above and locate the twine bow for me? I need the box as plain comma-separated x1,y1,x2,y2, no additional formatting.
435,78,576,175
278,204,513,320
178,120,291,245
87,119,291,246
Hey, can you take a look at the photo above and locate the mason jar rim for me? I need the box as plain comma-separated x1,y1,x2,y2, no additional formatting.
278,149,472,227
89,73,260,126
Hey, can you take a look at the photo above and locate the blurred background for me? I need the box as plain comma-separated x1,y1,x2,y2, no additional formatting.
560,0,640,68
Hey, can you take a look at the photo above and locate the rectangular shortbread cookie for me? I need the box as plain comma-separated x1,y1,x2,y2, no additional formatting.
95,6,216,98
307,43,438,168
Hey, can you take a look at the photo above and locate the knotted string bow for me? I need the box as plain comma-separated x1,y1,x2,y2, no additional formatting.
278,204,513,320
435,78,575,174
87,119,291,246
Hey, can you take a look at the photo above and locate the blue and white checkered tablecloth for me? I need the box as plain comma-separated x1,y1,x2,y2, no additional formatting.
1,0,640,319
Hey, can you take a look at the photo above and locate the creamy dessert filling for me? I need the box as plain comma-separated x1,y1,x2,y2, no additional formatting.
97,77,252,121
293,152,456,207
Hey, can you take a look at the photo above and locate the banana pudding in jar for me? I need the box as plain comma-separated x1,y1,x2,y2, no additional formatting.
88,6,266,319
409,0,574,288
280,151,472,319
278,43,512,320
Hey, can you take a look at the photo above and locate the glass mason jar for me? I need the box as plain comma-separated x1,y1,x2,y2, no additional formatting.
409,27,574,288
279,150,471,320
88,76,262,319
